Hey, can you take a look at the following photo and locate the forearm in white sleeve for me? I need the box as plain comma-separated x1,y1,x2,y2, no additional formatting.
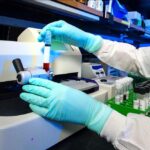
100,111,150,150
93,39,150,78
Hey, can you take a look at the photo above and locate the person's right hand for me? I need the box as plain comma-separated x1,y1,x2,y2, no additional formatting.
20,78,112,134
38,20,102,53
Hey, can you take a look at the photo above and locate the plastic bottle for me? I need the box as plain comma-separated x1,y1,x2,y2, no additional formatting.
95,0,103,11
87,0,96,9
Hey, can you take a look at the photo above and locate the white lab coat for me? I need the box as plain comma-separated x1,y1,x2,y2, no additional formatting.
94,39,150,78
100,111,150,150
94,40,150,150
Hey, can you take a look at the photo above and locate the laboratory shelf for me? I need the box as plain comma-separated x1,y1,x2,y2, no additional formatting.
55,0,150,40
105,13,150,43
105,13,145,33
56,0,103,17
10,0,150,38
1,0,150,43
22,0,100,22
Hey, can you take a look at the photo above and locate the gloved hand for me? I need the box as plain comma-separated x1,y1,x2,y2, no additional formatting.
20,78,112,133
38,20,102,53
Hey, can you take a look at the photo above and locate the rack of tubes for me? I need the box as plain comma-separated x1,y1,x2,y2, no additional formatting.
107,79,150,117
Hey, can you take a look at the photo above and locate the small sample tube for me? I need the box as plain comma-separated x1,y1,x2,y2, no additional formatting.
137,87,145,100
129,78,133,100
126,78,132,99
139,87,146,111
115,95,121,105
133,86,140,101
43,30,51,72
144,86,150,109
122,80,127,101
88,0,96,9
148,84,150,107
139,100,146,111
120,81,124,103
133,100,140,110
115,81,122,104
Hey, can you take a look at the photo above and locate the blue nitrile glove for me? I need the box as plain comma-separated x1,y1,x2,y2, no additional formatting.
20,78,112,133
38,20,102,53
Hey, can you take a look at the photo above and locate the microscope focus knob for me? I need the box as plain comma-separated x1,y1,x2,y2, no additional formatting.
12,58,24,73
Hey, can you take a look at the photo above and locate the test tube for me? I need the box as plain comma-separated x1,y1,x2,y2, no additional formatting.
137,87,145,100
139,100,146,111
123,78,128,100
144,86,150,109
43,30,51,72
115,82,120,104
130,78,133,96
115,81,123,104
133,85,139,101
126,78,133,99
139,87,146,111
148,84,150,107
133,100,140,110
119,79,125,101
120,80,124,103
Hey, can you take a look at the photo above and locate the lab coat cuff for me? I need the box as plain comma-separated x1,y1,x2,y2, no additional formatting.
93,39,115,62
100,110,126,143
86,34,103,53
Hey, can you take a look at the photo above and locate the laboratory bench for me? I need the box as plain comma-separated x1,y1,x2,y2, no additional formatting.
48,128,115,150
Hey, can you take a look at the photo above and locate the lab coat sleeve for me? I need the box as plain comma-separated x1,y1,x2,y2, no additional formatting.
94,39,150,78
100,111,150,150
